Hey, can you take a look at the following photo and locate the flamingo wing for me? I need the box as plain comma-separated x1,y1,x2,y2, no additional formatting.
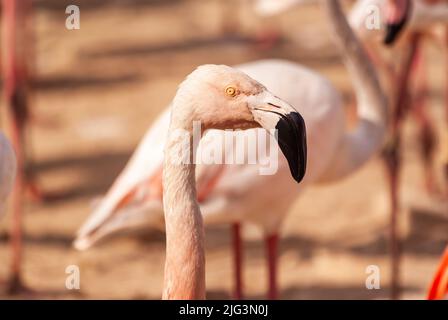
74,119,228,249
74,109,170,249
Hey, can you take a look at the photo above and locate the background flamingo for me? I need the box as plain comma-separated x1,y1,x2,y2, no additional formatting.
350,1,448,176
252,0,448,300
75,0,387,299
1,0,33,293
354,0,448,299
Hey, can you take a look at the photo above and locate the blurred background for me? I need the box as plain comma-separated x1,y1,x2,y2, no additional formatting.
0,0,447,299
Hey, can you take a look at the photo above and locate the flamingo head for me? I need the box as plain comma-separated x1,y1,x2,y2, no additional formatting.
383,0,412,45
172,64,307,183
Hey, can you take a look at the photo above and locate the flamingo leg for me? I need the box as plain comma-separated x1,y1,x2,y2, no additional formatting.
410,40,438,195
7,111,26,294
2,0,53,205
265,233,278,300
382,135,401,300
232,223,243,300
383,32,422,300
2,0,34,294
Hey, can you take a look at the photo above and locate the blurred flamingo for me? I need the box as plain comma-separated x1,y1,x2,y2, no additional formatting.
254,2,448,299
350,1,448,179
351,0,448,299
2,0,58,295
75,0,387,299
1,0,35,293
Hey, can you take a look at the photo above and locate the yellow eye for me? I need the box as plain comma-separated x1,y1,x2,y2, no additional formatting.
225,86,237,97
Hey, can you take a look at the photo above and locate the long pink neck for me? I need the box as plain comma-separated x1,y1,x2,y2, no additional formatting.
162,109,205,300
320,0,387,182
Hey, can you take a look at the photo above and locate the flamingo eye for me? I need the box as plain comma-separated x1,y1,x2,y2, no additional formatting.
225,86,237,97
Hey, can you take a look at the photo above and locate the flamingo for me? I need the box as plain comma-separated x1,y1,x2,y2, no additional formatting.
0,132,16,218
427,246,448,300
161,64,308,299
255,0,448,299
1,0,34,293
2,0,54,295
161,0,387,299
74,61,336,300
75,0,386,299
350,0,448,299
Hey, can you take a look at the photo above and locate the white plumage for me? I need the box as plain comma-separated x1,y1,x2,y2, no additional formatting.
74,59,345,249
74,51,386,248
75,0,387,299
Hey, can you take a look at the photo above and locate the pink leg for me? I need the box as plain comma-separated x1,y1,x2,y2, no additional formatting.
383,33,421,300
410,41,438,195
2,0,34,295
388,150,400,300
8,116,26,294
6,0,62,205
232,223,243,300
265,233,278,300
382,136,401,300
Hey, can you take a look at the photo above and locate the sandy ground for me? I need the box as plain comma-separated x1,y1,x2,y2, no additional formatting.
0,0,447,299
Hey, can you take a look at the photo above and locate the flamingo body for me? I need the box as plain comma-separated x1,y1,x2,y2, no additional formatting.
74,59,343,248
75,0,387,299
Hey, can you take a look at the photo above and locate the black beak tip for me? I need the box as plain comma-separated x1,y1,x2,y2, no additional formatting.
383,0,412,46
275,112,307,184
384,23,403,46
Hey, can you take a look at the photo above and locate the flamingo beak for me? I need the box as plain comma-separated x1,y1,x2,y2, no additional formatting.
248,91,307,183
383,0,412,45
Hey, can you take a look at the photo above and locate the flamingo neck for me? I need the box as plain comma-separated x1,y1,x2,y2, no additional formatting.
162,104,206,300
320,0,388,182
